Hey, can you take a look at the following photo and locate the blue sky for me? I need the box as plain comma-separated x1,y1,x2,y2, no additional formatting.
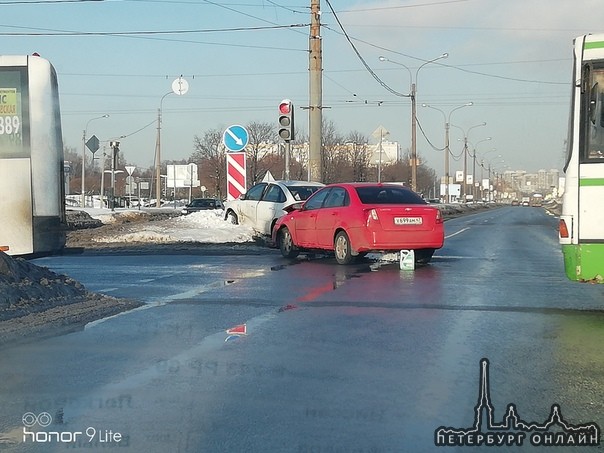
3,0,603,176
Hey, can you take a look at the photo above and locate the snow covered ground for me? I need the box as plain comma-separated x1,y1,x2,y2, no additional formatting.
73,208,257,245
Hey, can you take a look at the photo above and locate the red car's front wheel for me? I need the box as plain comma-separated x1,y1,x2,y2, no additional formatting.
278,227,299,259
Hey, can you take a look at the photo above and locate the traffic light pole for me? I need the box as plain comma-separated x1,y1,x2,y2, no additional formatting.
284,142,291,180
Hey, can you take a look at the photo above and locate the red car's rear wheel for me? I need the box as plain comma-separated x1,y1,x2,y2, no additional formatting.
334,231,353,265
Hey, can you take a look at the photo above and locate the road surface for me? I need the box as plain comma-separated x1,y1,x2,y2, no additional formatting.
1,206,603,452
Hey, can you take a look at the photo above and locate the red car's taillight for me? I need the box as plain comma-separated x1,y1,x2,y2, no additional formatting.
365,208,379,226
435,209,443,224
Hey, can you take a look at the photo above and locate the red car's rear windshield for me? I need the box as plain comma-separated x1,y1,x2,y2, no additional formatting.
355,186,426,205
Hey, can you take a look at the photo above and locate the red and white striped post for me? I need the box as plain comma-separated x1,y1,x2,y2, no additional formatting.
226,152,246,201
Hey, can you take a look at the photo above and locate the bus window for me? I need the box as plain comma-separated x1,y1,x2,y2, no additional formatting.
585,68,604,160
0,67,28,159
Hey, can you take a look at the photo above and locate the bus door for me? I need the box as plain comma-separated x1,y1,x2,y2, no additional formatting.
0,158,34,254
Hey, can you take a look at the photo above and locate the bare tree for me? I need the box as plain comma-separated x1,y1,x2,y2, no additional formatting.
381,152,438,197
246,121,276,184
290,127,309,181
417,160,438,198
321,119,347,184
345,131,371,182
191,128,226,198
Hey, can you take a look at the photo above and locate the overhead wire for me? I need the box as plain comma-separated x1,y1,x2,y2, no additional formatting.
0,23,307,36
325,0,462,151
323,0,409,98
333,0,471,13
321,24,566,86
0,0,102,3
6,0,570,140
262,0,307,15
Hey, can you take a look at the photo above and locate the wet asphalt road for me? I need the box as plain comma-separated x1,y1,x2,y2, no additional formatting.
1,206,604,452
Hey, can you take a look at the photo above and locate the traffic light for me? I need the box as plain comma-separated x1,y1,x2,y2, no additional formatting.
110,141,120,170
278,99,294,142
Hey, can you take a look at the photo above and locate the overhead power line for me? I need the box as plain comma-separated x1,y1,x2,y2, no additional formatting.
323,0,408,98
0,0,102,4
322,24,567,86
0,23,307,36
333,0,470,14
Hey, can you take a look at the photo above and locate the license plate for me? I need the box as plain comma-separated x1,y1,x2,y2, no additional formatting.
394,216,422,225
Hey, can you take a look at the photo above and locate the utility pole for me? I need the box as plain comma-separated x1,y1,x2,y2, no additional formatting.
378,129,383,182
109,141,120,211
410,82,417,191
155,106,162,207
308,0,322,182
462,136,468,201
444,121,450,203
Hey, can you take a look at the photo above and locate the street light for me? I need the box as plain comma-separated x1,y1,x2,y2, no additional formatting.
470,137,492,201
154,91,174,208
81,114,109,207
422,102,473,203
378,53,448,192
478,149,501,201
154,77,189,208
488,159,506,202
452,122,486,201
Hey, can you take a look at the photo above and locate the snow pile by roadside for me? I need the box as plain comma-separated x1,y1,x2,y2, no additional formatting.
80,209,256,244
0,251,86,315
0,251,142,346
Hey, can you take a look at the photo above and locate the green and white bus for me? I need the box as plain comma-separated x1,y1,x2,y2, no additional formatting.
559,34,604,283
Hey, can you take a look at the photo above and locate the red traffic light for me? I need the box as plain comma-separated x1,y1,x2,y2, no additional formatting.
278,99,294,141
279,100,291,114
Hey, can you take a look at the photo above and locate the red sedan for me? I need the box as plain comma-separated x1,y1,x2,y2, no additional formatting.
272,183,445,265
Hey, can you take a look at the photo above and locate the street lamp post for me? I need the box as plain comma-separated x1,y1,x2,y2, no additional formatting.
81,114,109,207
155,91,173,208
489,159,506,202
109,141,121,211
378,53,448,192
471,138,492,201
478,148,499,201
479,150,502,201
154,77,189,208
422,102,473,203
452,122,486,202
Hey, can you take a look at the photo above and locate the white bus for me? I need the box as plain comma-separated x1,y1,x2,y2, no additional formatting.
559,34,604,283
0,54,66,256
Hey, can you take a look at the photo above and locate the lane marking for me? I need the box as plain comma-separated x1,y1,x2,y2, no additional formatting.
445,227,470,239
432,255,478,260
85,280,233,329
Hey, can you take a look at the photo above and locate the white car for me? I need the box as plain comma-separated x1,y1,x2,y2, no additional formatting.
224,180,324,235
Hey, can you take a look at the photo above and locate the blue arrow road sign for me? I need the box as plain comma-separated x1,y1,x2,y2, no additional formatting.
223,125,249,152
